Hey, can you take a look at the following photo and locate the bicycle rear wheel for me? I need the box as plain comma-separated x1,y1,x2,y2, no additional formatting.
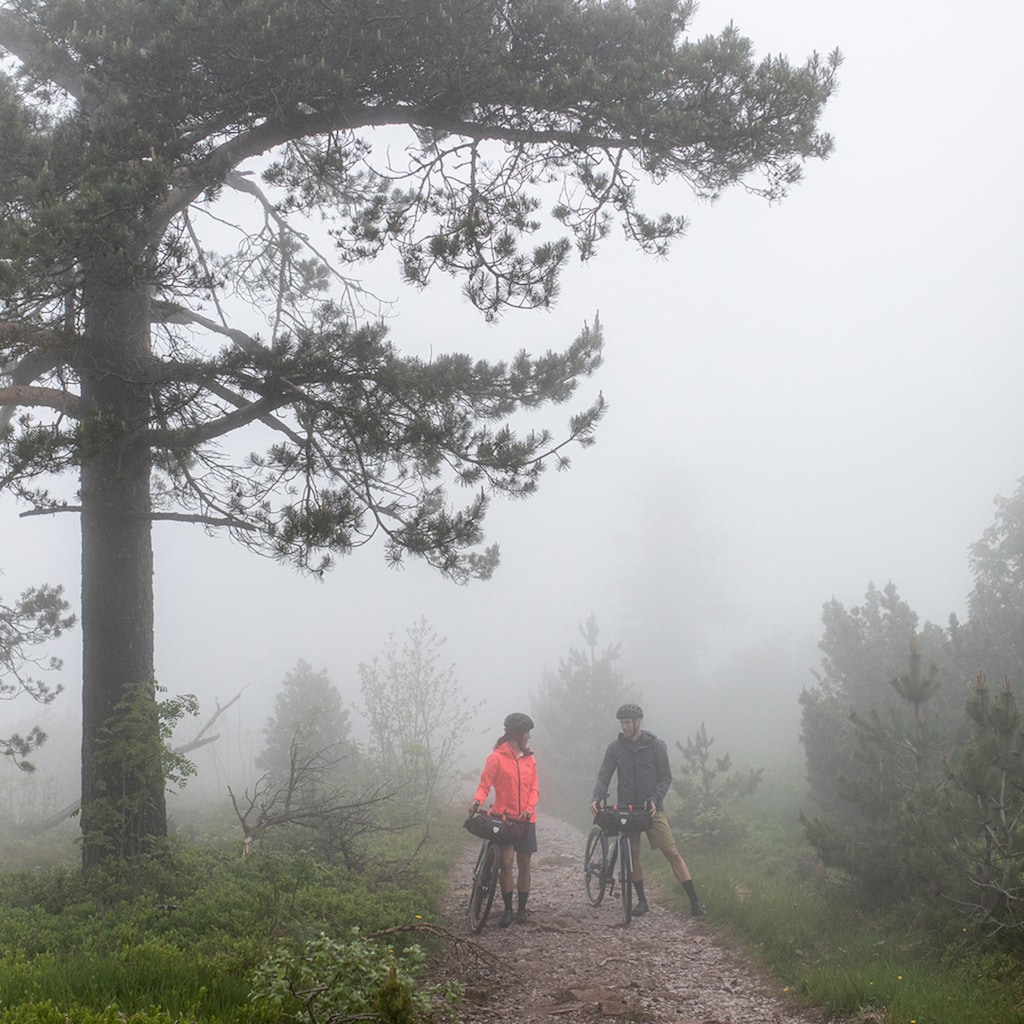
619,835,633,925
469,841,499,932
584,826,608,907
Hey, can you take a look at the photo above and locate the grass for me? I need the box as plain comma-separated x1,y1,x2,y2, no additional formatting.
0,805,464,1024
647,769,1024,1024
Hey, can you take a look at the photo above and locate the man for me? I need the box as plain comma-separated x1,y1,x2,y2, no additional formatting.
589,703,705,917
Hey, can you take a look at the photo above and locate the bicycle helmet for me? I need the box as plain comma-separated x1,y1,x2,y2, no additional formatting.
616,702,643,720
503,712,534,734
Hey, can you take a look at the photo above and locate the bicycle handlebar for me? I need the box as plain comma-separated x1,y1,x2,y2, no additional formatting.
471,807,532,821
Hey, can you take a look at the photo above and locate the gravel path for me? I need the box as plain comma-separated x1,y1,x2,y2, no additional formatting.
428,816,838,1024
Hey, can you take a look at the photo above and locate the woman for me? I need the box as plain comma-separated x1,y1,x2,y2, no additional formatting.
469,712,539,927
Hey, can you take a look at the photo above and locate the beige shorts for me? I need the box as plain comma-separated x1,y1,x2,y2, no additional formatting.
645,810,677,851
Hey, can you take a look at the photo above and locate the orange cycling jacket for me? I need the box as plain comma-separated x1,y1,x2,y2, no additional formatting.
473,741,538,819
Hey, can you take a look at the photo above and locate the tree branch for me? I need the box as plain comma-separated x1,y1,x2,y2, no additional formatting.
153,303,263,356
18,506,258,530
0,8,85,102
174,690,243,753
153,99,646,238
0,384,85,419
145,390,298,450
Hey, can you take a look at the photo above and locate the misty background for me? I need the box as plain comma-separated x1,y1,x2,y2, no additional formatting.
3,0,1022,813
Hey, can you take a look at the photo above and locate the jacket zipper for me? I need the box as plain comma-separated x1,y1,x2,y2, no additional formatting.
514,747,522,815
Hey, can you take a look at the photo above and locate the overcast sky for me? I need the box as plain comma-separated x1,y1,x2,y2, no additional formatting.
4,0,1024,794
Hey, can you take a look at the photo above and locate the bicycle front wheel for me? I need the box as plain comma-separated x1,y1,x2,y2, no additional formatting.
469,841,499,932
619,834,633,925
584,826,608,907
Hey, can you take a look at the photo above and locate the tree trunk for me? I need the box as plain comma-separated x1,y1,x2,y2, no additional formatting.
79,274,165,868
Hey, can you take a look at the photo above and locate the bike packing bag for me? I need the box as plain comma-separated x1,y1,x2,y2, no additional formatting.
594,807,653,833
463,814,525,844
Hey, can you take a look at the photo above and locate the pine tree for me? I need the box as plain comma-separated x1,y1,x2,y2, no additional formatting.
966,479,1024,686
258,659,354,780
803,637,954,901
0,0,839,864
941,673,1024,926
532,614,632,818
0,579,74,772
673,722,762,846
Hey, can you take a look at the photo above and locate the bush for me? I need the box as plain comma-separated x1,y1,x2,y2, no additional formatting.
249,930,461,1024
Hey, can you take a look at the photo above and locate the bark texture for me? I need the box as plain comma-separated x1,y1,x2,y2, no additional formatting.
79,277,164,867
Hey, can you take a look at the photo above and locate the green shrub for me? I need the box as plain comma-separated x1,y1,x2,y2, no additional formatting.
249,930,461,1024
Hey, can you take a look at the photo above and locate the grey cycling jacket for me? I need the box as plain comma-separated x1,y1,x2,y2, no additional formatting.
591,730,672,812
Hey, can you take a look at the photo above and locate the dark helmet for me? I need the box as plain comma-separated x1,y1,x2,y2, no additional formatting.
503,712,535,734
616,702,643,720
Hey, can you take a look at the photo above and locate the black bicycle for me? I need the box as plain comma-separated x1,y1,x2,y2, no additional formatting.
583,802,652,925
465,810,523,932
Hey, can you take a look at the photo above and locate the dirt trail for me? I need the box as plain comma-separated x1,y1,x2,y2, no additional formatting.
427,815,837,1024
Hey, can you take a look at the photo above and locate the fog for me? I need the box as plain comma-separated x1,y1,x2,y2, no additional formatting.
3,0,1023,809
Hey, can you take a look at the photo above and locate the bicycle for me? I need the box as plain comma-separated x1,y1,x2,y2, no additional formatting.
583,801,652,925
464,809,524,932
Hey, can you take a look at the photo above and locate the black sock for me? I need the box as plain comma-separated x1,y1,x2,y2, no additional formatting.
682,879,700,908
502,891,513,910
517,892,529,910
633,880,646,900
